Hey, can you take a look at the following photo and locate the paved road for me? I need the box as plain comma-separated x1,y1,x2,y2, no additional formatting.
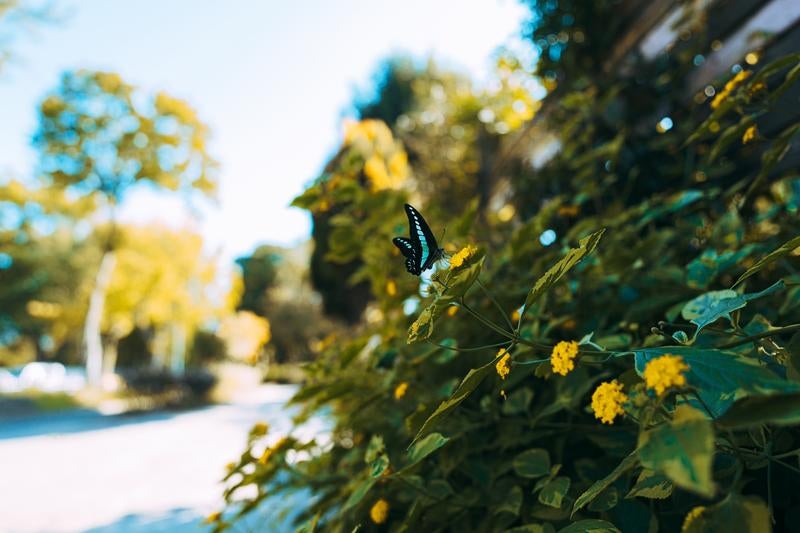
0,385,326,533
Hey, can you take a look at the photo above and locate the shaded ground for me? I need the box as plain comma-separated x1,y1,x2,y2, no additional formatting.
0,385,324,533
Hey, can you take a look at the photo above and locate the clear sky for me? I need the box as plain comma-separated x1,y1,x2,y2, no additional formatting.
0,0,527,260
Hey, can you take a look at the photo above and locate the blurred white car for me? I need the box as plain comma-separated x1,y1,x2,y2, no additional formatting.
0,362,86,393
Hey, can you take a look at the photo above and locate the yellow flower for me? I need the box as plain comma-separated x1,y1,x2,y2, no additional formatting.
710,70,751,109
387,150,408,181
511,309,520,322
742,125,757,144
204,511,222,524
550,340,579,376
449,245,477,270
643,354,689,396
447,305,458,317
250,422,269,437
386,280,397,297
258,437,288,465
394,382,408,400
370,498,389,524
496,348,511,380
364,155,392,191
749,81,767,95
681,506,706,532
591,380,628,424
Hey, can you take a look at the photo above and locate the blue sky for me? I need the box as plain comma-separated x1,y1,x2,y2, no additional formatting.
0,0,527,260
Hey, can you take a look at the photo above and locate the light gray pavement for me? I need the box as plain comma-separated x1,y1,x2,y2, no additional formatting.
0,385,325,533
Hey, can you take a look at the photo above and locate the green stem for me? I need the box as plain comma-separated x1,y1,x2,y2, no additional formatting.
460,299,516,341
476,277,516,332
426,340,512,352
514,357,551,366
717,324,800,349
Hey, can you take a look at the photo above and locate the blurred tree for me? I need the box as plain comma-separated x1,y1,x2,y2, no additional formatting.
103,223,219,374
355,57,417,125
235,245,279,316
32,70,217,384
187,329,225,368
0,180,96,364
234,243,334,363
0,0,56,74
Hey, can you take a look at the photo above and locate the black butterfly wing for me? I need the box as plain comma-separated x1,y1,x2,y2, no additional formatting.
403,204,440,272
393,236,422,275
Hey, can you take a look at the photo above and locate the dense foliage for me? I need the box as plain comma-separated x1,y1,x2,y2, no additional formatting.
217,6,800,533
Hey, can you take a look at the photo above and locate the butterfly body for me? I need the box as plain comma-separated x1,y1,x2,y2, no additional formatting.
393,204,444,276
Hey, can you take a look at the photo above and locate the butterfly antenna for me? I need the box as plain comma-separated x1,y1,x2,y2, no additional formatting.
438,226,451,258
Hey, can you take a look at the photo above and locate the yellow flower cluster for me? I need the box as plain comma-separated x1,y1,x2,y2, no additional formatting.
394,382,408,400
447,305,459,317
203,511,222,524
449,245,477,270
742,125,758,144
591,380,628,424
643,354,689,396
710,70,751,109
495,349,511,380
258,437,288,465
550,340,579,376
250,421,269,437
342,119,408,191
343,119,393,147
370,498,389,524
681,506,706,531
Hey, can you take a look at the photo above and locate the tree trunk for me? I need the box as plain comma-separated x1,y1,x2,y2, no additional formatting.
83,251,116,386
170,321,186,375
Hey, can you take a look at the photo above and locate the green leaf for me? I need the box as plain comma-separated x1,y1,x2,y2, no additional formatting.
625,469,673,499
369,455,389,478
708,114,757,163
681,493,771,533
636,405,715,497
634,346,800,416
495,485,524,517
556,520,620,533
504,525,554,533
411,353,502,444
502,387,534,415
681,280,785,338
716,393,800,429
513,448,551,478
402,433,449,471
587,487,618,512
538,476,571,508
768,58,800,103
365,435,386,464
571,453,637,516
734,234,800,287
408,254,485,343
342,477,376,512
522,228,605,318
748,52,800,87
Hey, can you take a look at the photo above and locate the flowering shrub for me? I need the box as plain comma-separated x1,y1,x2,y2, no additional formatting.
216,33,800,533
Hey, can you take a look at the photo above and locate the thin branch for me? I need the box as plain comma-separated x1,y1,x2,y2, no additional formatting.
717,324,800,349
426,339,511,352
460,299,516,340
476,277,516,332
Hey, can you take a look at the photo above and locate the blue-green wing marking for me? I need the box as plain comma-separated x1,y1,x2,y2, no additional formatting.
402,204,441,273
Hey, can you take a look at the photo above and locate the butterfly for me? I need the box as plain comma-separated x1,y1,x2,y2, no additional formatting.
392,204,445,276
